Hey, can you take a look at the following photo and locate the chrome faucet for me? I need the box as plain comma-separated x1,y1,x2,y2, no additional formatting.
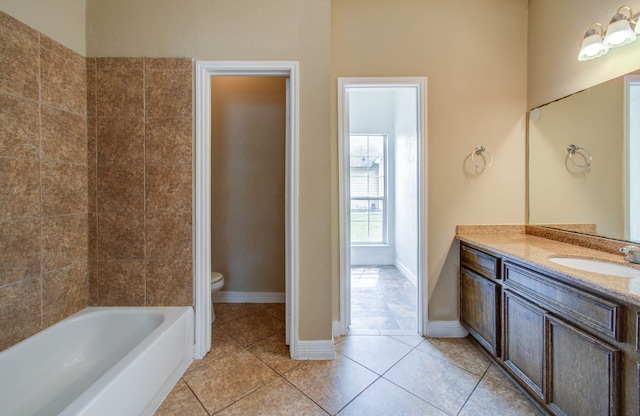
620,246,640,264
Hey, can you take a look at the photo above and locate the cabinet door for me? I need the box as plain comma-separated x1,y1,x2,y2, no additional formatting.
546,316,621,416
503,290,545,400
461,267,499,355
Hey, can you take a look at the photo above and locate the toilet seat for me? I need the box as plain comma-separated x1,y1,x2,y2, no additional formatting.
211,272,223,284
211,272,225,292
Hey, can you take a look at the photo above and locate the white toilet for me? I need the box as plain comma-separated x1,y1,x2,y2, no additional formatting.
210,272,225,322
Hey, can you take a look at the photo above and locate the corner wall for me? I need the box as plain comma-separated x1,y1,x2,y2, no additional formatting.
0,11,88,351
331,0,528,323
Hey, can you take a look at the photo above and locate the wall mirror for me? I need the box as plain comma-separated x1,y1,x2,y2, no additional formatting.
528,70,640,243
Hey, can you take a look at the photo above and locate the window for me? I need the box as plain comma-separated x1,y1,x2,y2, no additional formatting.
350,135,386,243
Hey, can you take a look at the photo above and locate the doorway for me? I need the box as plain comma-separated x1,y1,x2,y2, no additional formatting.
194,61,299,359
338,77,428,336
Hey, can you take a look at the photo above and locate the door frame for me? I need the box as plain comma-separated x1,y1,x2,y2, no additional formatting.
337,77,428,336
194,61,299,358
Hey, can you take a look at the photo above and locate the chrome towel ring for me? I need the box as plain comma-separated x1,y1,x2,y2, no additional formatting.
471,145,493,170
566,144,592,168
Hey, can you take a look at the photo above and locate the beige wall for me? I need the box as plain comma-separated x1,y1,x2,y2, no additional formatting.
529,78,624,238
86,0,332,340
332,0,528,322
0,0,85,55
211,77,286,293
529,0,640,109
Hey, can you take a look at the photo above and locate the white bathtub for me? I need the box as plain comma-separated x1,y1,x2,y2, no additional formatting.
0,306,194,416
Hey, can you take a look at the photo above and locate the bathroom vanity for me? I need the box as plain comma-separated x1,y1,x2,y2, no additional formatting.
458,227,640,416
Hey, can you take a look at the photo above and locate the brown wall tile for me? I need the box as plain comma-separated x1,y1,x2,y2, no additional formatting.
97,117,144,165
0,219,41,285
0,25,39,100
96,68,144,117
0,11,39,43
97,260,145,306
145,58,192,70
145,69,193,118
88,165,97,213
86,59,97,117
146,165,192,213
41,162,88,216
40,48,86,115
42,262,88,327
97,164,144,212
98,212,145,259
40,34,84,66
87,117,97,166
0,93,39,159
147,212,192,260
96,57,143,70
42,214,88,272
0,158,40,220
146,259,193,306
145,118,192,165
0,276,41,352
88,213,97,260
88,260,98,305
41,106,87,164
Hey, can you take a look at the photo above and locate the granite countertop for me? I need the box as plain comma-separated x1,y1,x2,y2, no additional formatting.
456,228,640,307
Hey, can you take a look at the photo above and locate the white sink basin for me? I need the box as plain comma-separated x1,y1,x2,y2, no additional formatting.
548,257,640,278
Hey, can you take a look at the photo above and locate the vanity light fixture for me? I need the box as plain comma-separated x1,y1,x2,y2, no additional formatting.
578,23,607,61
603,6,637,49
578,5,640,61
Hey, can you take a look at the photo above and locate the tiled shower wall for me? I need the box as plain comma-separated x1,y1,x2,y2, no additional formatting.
0,12,88,351
86,57,193,307
1,10,194,352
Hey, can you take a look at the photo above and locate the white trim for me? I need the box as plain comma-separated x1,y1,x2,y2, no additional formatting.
194,61,300,359
332,320,342,338
296,340,337,360
213,291,286,303
394,259,417,287
337,77,428,337
427,321,469,338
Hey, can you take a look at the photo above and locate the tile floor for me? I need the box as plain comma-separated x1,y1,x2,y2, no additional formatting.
155,302,544,416
350,265,417,334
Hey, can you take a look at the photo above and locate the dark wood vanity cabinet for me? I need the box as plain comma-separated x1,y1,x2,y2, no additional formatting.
460,242,624,416
460,244,501,356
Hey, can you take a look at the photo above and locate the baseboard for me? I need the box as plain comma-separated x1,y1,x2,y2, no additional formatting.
296,340,336,360
426,320,469,338
394,260,417,286
212,291,285,303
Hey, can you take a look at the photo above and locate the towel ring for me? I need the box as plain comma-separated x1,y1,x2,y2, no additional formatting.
471,145,493,170
567,144,592,168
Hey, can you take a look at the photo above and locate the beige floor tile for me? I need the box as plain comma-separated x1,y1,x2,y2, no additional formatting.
335,335,412,375
218,312,285,346
213,303,267,325
384,349,481,415
184,349,279,414
154,380,207,416
246,331,302,374
216,377,329,416
390,334,425,347
416,337,491,376
284,353,378,415
458,378,543,416
337,378,447,416
263,303,285,322
187,325,243,373
481,363,522,393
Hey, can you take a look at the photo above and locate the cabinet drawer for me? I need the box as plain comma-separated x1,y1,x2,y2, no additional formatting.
461,244,500,279
504,262,621,342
